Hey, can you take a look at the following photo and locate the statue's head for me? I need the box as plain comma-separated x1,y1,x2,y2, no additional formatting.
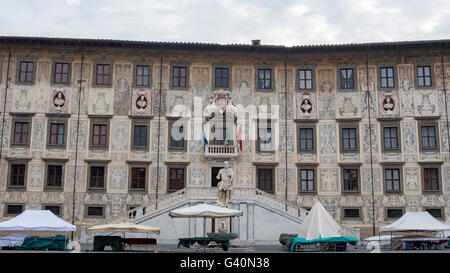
224,161,229,167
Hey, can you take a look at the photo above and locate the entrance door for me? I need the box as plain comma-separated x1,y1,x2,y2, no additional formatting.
211,167,222,187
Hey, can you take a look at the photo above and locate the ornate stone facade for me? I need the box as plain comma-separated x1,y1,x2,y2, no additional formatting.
0,38,449,238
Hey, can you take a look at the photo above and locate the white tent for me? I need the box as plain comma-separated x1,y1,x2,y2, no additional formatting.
0,210,76,231
444,218,450,238
379,212,450,232
298,201,342,240
169,203,243,218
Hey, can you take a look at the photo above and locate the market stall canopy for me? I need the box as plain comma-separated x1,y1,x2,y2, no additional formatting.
0,210,76,231
87,222,160,234
298,201,342,240
380,212,450,232
445,218,450,238
169,203,243,218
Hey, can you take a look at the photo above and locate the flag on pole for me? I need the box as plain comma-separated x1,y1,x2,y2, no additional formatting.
202,125,208,146
237,124,243,152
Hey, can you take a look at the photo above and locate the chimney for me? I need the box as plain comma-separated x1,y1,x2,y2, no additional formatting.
252,39,261,46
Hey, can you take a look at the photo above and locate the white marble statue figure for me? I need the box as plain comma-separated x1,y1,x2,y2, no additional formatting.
216,161,234,207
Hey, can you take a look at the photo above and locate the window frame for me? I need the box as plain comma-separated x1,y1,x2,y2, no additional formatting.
212,63,232,90
340,164,361,194
51,58,72,86
92,60,114,87
89,117,111,150
296,65,316,92
381,163,404,194
85,205,105,218
414,61,434,89
86,163,108,192
15,57,37,85
420,164,442,194
337,64,357,91
46,117,68,149
43,161,66,191
342,207,362,220
385,207,404,220
424,207,443,219
166,164,188,192
339,122,360,153
167,118,188,151
255,65,275,92
131,119,150,150
43,204,62,216
4,204,24,217
10,116,33,147
380,121,401,152
297,123,316,153
255,165,276,194
170,63,190,90
128,164,149,192
418,120,439,151
297,164,317,194
256,119,274,153
376,62,397,90
7,160,30,190
132,61,152,88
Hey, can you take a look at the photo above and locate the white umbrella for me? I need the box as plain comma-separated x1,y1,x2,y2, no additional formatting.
87,222,160,234
169,203,243,218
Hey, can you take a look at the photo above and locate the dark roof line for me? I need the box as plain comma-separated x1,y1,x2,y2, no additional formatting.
1,36,449,53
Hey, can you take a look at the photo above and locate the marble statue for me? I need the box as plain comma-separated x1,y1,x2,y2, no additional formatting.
216,161,234,207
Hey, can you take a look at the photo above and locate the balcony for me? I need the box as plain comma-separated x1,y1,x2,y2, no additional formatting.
204,144,239,158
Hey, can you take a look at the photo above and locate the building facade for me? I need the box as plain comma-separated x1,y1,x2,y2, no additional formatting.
0,37,449,241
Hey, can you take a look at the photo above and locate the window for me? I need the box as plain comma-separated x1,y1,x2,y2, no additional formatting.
6,205,23,216
135,65,150,87
425,208,442,219
343,168,359,192
298,69,313,90
339,68,354,89
299,169,315,193
172,66,187,88
387,208,403,219
49,123,65,145
87,206,104,217
380,67,395,88
170,125,184,148
417,66,432,87
385,168,401,192
257,167,274,193
343,208,360,219
92,124,108,147
168,167,185,191
423,167,440,191
133,125,148,147
215,68,229,88
96,64,110,85
89,166,105,189
383,127,399,150
54,62,69,84
341,127,358,151
46,165,63,188
12,122,29,145
44,205,61,216
420,125,437,149
298,127,314,151
10,164,26,187
19,61,34,83
130,167,146,190
257,69,272,90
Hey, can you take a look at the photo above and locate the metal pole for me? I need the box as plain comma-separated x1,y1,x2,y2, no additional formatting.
71,46,84,240
0,40,11,169
441,51,450,161
284,51,288,211
155,48,163,210
366,47,376,236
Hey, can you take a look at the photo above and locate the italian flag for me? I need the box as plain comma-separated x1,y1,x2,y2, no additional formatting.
237,124,243,152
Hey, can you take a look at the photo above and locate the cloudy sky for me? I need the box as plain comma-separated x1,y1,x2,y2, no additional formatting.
0,0,449,46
